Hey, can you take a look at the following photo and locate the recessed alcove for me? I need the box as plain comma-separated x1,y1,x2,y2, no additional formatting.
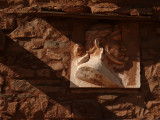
5,11,159,92
6,11,142,90
70,20,140,89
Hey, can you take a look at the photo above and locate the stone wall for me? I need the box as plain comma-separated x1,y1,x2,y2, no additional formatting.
0,0,160,120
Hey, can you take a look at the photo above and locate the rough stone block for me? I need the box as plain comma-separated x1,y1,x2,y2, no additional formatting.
57,103,72,118
19,98,43,119
45,104,58,119
48,62,64,71
7,102,18,115
72,100,101,119
11,79,31,92
0,14,16,30
63,5,91,13
31,38,45,49
10,18,51,38
45,49,63,60
98,95,118,103
90,3,119,13
44,40,70,49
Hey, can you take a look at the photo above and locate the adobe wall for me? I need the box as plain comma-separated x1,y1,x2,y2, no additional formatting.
0,0,160,119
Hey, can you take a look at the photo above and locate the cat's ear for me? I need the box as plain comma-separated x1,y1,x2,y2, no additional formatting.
94,38,101,49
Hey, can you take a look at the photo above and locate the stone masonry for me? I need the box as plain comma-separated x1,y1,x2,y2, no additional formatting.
0,0,160,119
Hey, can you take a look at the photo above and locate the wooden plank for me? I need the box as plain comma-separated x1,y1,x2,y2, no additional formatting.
0,29,5,51
5,11,160,22
70,88,140,93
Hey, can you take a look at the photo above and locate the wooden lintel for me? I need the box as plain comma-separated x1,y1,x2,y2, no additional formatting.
70,88,140,94
5,11,160,22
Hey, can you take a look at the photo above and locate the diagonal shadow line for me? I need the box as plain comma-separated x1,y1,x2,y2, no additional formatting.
1,18,159,119
0,34,106,119
0,30,125,119
1,35,76,93
0,35,108,119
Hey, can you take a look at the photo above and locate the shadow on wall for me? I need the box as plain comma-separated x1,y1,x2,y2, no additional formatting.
0,17,160,119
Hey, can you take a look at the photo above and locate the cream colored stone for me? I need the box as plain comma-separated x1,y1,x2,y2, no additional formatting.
70,23,140,88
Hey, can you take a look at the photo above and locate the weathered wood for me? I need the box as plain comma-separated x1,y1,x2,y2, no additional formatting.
70,88,140,93
6,11,160,22
0,29,5,51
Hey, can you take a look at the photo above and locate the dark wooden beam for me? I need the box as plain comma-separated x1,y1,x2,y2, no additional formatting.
6,11,160,22
70,88,140,94
0,29,5,51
